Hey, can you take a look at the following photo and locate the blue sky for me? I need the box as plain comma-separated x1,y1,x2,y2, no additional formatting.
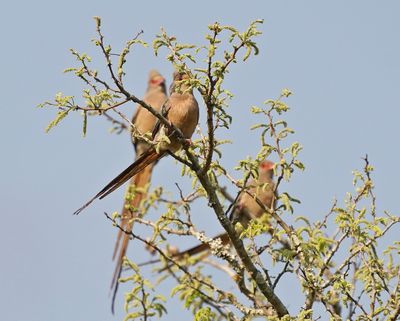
1,1,399,320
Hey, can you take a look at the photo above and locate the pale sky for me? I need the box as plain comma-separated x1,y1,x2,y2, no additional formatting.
1,1,399,320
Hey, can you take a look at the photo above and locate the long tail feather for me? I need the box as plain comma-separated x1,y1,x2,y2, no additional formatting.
137,233,231,267
112,164,154,260
73,149,161,215
110,164,154,313
180,233,230,257
98,151,161,201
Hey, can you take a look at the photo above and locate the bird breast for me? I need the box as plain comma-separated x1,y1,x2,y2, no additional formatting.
168,94,199,139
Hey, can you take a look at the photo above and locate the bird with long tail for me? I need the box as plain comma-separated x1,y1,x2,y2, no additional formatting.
73,70,199,311
111,70,167,312
140,160,277,264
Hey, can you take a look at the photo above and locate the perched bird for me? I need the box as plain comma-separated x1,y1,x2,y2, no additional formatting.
111,70,167,311
131,69,168,155
73,70,199,311
73,70,199,214
157,160,277,259
231,160,276,228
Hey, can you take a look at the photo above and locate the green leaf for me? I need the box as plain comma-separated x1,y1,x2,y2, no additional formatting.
194,307,216,321
45,110,69,133
281,88,293,97
250,106,263,114
243,46,251,61
82,111,87,137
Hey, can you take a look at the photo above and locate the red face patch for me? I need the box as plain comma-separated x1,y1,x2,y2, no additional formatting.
260,161,274,171
150,77,165,85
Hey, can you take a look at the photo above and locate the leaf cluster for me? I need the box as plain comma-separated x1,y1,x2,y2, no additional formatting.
41,17,400,321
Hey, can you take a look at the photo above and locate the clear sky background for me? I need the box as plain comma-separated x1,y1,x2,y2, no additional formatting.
1,1,399,321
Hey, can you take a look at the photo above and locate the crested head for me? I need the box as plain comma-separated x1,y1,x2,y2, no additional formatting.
260,160,274,170
172,71,189,81
170,71,192,94
259,160,275,178
148,69,165,89
149,69,162,79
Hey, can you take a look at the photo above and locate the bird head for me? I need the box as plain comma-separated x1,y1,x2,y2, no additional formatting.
148,70,166,88
259,160,275,179
170,71,192,94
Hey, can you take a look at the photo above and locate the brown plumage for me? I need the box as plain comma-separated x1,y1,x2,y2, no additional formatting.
131,69,168,155
231,160,276,228
111,70,167,312
73,70,199,312
73,71,199,215
161,160,276,259
113,70,167,262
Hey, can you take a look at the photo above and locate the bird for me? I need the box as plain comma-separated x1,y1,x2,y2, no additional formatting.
73,70,199,311
111,70,167,311
73,70,199,214
231,159,276,229
141,160,277,263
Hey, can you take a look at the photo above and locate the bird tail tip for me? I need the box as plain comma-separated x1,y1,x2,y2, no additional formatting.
73,198,95,215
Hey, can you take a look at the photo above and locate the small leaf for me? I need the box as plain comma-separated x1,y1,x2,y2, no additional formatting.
45,110,69,133
82,111,87,137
